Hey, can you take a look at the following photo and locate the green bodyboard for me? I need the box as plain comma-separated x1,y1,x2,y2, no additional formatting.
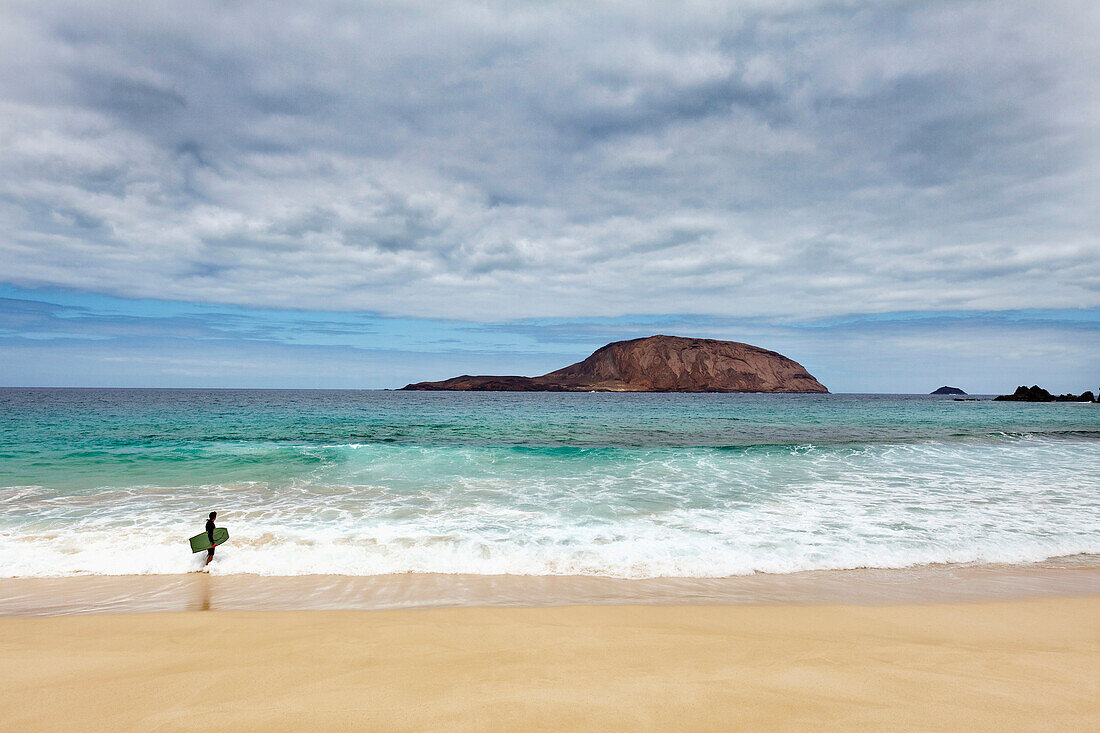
189,527,229,553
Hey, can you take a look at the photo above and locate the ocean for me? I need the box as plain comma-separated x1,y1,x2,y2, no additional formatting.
1,388,1098,579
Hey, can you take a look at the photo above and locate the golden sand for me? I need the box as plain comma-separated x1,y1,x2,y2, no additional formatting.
2,598,1098,731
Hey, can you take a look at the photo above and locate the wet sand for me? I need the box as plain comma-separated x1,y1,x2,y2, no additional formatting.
2,558,1100,616
2,598,1098,731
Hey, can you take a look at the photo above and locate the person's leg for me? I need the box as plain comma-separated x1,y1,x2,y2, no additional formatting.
206,547,215,565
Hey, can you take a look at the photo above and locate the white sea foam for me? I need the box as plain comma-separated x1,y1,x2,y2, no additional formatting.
2,436,1099,578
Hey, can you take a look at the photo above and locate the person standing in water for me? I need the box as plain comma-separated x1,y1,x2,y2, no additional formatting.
205,511,218,566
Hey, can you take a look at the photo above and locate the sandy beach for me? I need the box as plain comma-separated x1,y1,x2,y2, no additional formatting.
2,597,1098,731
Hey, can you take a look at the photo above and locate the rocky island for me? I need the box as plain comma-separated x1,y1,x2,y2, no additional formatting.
993,385,1096,402
931,386,966,395
402,335,828,393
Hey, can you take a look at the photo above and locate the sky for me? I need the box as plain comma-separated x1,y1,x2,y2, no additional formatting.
1,1,1097,392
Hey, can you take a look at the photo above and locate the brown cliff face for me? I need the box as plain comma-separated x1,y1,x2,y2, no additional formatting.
402,335,828,393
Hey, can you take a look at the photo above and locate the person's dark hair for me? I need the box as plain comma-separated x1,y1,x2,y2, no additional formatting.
209,511,217,520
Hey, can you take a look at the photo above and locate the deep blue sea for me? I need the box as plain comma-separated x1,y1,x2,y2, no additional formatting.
1,389,1098,577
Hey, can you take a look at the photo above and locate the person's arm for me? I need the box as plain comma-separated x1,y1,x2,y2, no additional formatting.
207,522,215,544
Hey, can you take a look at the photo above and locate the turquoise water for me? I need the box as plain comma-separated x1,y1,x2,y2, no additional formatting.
1,389,1098,577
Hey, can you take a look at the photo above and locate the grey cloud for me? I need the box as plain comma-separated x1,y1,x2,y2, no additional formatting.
88,77,188,122
0,1,1097,320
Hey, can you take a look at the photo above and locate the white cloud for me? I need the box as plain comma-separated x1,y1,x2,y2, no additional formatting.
0,1,1097,320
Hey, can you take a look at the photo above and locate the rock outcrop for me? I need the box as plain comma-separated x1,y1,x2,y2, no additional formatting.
993,385,1097,402
931,386,966,395
402,335,828,393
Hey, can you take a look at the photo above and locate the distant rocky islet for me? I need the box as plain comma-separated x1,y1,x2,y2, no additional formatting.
402,335,828,393
994,385,1097,403
401,335,1098,400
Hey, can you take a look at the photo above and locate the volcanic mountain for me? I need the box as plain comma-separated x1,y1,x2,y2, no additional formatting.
402,335,828,393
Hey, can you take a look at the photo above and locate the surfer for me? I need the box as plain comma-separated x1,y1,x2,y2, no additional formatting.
205,511,217,566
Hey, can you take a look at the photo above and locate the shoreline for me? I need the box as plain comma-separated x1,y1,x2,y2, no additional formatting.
4,558,1099,616
6,561,1098,728
3,598,1097,730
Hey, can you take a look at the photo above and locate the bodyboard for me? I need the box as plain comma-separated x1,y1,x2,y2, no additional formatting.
189,527,229,553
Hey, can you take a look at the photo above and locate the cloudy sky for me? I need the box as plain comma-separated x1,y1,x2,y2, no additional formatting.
1,1,1097,391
